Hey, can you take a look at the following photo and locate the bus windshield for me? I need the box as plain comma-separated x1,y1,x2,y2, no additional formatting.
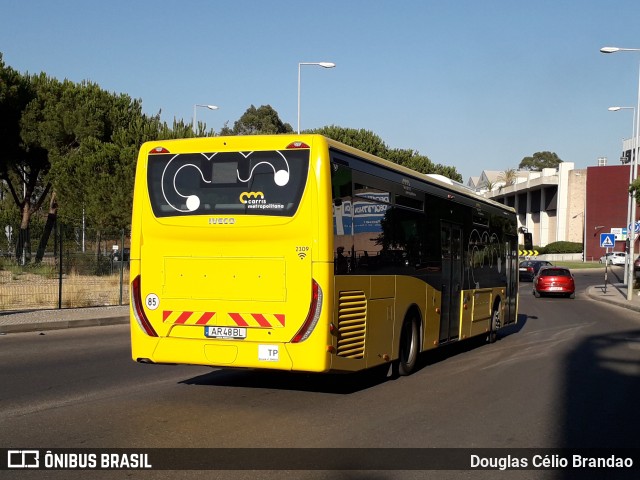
147,149,309,217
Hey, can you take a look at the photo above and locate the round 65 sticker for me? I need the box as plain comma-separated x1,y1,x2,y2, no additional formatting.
145,293,160,310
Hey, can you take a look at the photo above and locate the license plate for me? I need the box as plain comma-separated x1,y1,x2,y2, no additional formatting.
547,286,563,291
519,268,527,271
204,326,247,339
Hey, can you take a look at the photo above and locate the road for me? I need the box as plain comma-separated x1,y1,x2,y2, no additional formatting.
1,269,639,479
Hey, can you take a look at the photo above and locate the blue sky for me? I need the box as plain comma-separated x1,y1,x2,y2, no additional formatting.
3,0,640,182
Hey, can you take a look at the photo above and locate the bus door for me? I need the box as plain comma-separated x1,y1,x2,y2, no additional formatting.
439,223,463,343
504,235,518,325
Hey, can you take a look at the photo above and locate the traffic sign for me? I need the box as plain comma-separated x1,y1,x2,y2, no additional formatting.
600,233,615,248
628,221,640,234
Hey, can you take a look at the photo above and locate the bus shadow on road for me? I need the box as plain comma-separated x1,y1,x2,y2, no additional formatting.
179,314,531,394
408,313,530,372
179,366,392,394
500,313,530,337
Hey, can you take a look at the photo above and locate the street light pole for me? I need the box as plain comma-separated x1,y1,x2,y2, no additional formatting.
572,210,586,262
601,46,640,300
193,104,219,135
608,106,635,283
297,62,336,134
633,65,640,298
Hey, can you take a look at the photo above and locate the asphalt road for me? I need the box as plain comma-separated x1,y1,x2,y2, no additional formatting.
1,269,639,480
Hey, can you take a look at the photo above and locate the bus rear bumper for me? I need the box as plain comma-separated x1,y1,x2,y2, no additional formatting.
133,336,330,373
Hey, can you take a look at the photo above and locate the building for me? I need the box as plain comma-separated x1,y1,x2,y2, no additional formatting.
469,161,638,261
585,164,638,260
473,163,585,248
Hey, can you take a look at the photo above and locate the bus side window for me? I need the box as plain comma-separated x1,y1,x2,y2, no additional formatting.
331,162,353,275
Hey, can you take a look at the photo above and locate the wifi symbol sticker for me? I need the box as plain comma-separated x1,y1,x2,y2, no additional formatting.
296,246,309,260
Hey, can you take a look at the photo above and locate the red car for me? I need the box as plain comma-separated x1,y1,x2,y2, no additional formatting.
533,266,575,299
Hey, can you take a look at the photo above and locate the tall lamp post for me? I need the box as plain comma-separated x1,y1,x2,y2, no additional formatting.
193,104,219,135
572,209,586,262
601,46,640,300
297,62,336,134
608,105,635,283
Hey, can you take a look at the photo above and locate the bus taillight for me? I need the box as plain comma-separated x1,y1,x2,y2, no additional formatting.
291,279,323,343
131,275,158,337
149,146,170,154
286,142,310,149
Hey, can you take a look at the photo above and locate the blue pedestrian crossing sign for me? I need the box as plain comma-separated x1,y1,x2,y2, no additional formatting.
600,233,615,248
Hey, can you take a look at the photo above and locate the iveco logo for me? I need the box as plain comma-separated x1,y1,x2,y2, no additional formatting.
209,217,236,225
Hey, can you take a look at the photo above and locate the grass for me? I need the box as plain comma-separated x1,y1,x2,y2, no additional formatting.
552,261,605,269
0,260,57,277
0,269,129,311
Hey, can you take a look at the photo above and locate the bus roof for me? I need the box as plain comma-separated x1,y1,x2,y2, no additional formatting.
320,135,515,214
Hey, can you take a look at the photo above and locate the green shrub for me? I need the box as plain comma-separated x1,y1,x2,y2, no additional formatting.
519,241,583,255
543,241,583,254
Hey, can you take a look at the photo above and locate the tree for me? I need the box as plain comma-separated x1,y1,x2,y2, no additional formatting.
19,76,141,257
9,69,174,261
630,178,640,204
498,168,518,186
483,180,497,191
313,125,463,181
313,125,389,157
35,191,57,263
388,149,462,182
0,53,32,166
220,105,293,135
518,151,562,171
0,58,50,262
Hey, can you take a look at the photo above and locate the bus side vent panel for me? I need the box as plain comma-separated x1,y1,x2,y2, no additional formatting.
336,290,367,359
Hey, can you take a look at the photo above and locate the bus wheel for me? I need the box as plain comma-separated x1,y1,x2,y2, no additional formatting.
488,300,501,344
397,314,420,376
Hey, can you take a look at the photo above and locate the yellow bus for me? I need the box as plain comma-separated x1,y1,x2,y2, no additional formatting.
130,134,518,375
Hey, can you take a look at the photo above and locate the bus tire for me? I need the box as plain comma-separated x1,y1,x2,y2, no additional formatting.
397,314,420,376
488,299,501,344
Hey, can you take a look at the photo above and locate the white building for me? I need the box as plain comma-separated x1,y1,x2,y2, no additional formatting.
469,163,586,247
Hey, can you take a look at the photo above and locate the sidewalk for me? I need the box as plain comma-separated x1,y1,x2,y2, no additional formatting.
585,282,640,313
0,305,129,334
0,281,638,335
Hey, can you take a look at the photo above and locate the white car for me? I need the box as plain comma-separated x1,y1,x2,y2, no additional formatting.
599,252,626,265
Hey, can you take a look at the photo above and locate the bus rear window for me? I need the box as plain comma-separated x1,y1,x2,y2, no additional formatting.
147,150,309,217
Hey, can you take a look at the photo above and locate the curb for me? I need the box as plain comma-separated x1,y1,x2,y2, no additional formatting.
586,286,640,313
